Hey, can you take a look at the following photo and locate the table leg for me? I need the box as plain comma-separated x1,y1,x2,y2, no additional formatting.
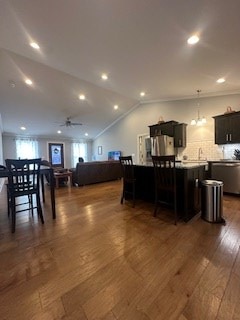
41,174,45,203
49,168,56,219
69,173,72,187
55,176,59,188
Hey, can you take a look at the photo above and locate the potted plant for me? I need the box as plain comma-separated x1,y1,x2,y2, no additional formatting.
234,149,240,160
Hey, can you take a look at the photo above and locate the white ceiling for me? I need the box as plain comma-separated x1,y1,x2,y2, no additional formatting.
1,0,240,139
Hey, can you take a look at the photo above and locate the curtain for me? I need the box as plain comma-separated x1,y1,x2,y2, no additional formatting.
16,138,39,159
72,142,88,167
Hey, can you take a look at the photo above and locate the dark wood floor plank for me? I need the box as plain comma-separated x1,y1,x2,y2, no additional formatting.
0,181,240,319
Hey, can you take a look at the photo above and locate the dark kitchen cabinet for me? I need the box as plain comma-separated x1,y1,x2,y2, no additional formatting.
149,121,187,148
149,121,178,137
174,123,187,148
176,165,206,220
214,111,240,144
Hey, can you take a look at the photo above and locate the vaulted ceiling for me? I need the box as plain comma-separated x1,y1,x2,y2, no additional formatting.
0,0,240,139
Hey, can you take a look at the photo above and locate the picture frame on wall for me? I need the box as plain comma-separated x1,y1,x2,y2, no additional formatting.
98,146,102,155
48,143,64,167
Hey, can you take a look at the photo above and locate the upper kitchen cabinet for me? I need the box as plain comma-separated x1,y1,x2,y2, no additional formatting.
149,121,178,137
213,111,240,144
149,121,187,148
174,123,187,148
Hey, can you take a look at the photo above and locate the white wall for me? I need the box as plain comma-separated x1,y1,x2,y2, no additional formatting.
93,93,240,162
2,135,92,168
2,93,240,164
0,114,3,165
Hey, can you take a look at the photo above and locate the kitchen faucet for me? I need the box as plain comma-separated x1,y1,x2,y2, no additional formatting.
198,147,203,160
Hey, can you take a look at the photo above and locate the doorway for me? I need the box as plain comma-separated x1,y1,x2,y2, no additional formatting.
137,133,151,165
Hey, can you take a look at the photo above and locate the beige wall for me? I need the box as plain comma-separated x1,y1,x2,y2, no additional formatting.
2,93,240,164
0,114,4,191
93,93,240,162
2,136,92,168
0,114,3,165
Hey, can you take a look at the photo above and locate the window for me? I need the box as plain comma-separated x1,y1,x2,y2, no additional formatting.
72,142,88,166
16,138,39,159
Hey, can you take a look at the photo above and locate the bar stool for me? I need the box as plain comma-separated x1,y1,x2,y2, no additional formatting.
119,156,136,207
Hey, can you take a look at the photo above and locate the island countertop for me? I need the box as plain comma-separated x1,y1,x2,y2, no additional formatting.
137,162,206,169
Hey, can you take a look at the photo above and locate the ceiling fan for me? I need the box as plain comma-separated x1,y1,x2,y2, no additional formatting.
59,117,82,127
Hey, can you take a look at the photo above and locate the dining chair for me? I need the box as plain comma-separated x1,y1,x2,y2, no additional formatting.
0,164,11,216
5,158,44,233
119,156,136,207
152,155,177,224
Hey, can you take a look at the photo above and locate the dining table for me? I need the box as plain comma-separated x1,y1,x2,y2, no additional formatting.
0,165,56,219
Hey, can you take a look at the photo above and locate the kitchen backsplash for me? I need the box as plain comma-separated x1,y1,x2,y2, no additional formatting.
178,140,240,161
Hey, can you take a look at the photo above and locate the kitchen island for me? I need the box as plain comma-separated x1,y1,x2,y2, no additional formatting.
134,163,206,222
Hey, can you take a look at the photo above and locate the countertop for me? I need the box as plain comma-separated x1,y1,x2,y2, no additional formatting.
176,163,207,169
137,162,206,169
208,160,240,163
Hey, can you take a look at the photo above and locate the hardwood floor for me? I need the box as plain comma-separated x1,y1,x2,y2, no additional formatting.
0,180,240,320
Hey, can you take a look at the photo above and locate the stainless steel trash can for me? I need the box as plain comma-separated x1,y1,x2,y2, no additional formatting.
201,180,225,223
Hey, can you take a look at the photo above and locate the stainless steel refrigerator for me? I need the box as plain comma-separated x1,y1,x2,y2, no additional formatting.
151,135,174,156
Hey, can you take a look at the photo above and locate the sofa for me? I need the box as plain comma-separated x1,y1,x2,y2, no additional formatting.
70,161,122,186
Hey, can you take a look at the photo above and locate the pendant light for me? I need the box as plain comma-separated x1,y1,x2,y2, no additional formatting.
190,90,206,126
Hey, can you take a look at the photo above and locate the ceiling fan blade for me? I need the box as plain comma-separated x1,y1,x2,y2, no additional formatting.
57,118,83,127
71,122,82,126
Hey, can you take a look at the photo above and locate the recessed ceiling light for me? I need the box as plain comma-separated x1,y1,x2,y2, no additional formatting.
57,130,61,134
79,94,85,100
25,79,33,86
30,42,40,49
114,105,118,110
216,78,225,83
20,126,26,130
101,74,108,80
187,35,199,45
85,133,88,136
140,92,145,97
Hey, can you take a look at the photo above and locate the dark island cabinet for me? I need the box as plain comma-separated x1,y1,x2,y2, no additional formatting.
174,123,187,148
176,165,205,220
134,164,206,222
214,111,240,144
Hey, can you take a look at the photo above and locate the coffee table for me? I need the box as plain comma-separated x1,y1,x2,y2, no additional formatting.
54,171,72,188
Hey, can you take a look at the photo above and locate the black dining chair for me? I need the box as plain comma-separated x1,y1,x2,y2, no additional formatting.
119,156,136,207
0,164,11,215
5,158,44,233
152,155,177,225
